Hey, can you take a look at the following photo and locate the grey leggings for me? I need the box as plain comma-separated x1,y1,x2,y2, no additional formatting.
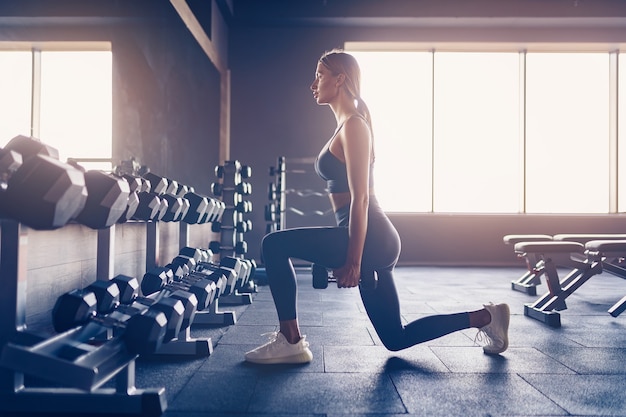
262,196,471,351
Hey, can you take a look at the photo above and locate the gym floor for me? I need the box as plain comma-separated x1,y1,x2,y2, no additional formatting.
132,265,626,417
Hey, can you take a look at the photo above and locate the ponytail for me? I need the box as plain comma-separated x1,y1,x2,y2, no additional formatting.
319,49,375,161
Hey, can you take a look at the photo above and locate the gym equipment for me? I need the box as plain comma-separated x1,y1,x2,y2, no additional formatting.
504,234,554,295
74,170,131,229
175,247,258,303
141,266,216,311
51,288,168,355
182,191,210,224
312,263,378,291
112,273,212,357
3,134,59,160
172,253,240,295
211,180,252,196
513,237,626,327
0,216,166,416
109,275,187,342
0,148,22,189
0,136,88,230
505,233,626,295
211,160,252,261
160,193,190,222
116,187,140,224
266,156,286,232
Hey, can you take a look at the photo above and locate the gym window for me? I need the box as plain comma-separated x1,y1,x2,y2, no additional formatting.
0,44,112,171
348,44,621,214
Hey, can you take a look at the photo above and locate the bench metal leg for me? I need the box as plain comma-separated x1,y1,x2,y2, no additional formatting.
524,259,602,327
511,256,544,295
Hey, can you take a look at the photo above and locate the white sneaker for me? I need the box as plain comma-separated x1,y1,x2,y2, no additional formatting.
244,332,313,364
475,303,510,355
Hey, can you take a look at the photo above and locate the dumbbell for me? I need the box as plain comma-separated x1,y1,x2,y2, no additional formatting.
70,279,186,343
178,246,213,264
168,256,230,297
311,263,378,290
69,168,131,229
211,181,252,196
159,193,190,222
172,252,240,295
110,274,191,340
131,191,165,221
115,174,144,223
142,172,176,196
264,203,278,222
141,266,216,310
215,161,251,180
182,191,210,224
121,172,192,222
235,199,253,213
268,182,278,200
211,219,249,233
142,172,193,222
0,135,88,230
51,288,168,355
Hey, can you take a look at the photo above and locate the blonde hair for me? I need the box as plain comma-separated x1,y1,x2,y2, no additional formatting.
319,49,372,128
319,49,375,158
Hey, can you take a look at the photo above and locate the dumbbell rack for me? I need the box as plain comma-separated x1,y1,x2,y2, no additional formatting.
266,156,286,233
143,221,215,356
206,160,254,309
0,219,166,416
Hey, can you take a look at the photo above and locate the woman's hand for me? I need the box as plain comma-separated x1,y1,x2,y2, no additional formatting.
333,264,361,288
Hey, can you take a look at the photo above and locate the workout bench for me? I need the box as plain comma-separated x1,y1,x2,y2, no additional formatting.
513,237,626,327
505,233,626,295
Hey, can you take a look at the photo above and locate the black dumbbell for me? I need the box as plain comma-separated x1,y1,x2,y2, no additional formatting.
51,288,167,355
72,170,131,229
0,148,22,190
235,199,252,213
211,181,252,197
141,266,216,310
160,193,190,222
264,203,278,222
76,278,186,343
173,253,240,293
182,191,210,224
3,134,59,159
178,246,212,263
113,274,199,333
0,135,88,230
110,275,189,341
311,263,378,290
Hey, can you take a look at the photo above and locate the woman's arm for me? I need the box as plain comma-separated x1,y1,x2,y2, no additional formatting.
334,116,371,288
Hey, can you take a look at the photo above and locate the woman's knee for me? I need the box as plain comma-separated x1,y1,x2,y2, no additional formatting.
377,331,407,352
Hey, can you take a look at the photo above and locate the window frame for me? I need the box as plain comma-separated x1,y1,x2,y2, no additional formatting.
346,42,623,214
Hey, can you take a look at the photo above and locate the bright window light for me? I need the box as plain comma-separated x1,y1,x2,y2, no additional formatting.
525,53,609,213
40,50,112,171
350,51,433,212
433,52,520,213
0,52,32,146
618,53,626,212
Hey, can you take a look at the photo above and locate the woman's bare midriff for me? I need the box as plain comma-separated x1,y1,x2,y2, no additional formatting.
328,188,375,213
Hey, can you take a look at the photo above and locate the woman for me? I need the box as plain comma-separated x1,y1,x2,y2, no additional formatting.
245,49,509,364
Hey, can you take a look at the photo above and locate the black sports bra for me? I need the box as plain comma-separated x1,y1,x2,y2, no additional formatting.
315,116,374,193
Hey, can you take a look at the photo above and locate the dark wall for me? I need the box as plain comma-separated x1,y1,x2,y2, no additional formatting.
228,19,626,266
